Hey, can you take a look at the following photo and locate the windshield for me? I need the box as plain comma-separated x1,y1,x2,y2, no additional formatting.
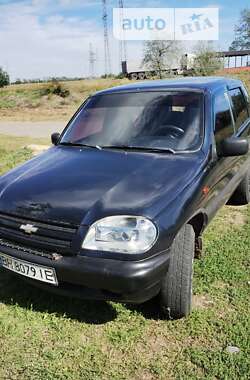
61,91,204,152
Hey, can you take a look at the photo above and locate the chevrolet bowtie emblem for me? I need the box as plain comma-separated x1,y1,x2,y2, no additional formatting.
20,224,38,234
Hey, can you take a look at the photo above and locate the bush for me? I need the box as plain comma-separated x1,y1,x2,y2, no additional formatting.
115,72,126,79
101,74,116,79
192,42,223,76
13,79,22,85
0,67,10,87
40,79,70,98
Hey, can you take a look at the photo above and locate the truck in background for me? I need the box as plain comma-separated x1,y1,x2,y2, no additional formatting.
122,53,197,80
122,50,250,80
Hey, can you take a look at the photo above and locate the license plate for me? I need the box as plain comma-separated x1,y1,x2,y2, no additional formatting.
0,253,58,286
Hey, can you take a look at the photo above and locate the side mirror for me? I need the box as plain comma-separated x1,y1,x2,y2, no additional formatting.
51,132,61,146
220,137,249,157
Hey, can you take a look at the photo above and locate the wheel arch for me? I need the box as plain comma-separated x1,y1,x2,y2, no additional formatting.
186,211,208,258
187,211,207,237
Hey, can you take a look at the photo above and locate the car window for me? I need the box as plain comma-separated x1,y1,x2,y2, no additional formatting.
214,90,234,149
241,85,250,113
61,91,204,152
229,88,249,131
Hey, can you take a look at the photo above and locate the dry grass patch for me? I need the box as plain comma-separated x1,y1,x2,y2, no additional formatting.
0,78,131,122
192,294,214,309
25,144,50,155
0,73,249,123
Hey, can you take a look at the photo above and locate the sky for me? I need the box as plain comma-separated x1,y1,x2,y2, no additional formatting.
0,0,249,81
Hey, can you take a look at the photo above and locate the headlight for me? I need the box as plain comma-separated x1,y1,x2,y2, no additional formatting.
82,216,157,254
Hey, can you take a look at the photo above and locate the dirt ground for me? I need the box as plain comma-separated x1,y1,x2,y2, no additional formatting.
0,121,65,138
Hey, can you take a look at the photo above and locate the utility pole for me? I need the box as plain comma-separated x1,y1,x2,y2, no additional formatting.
89,43,97,78
118,0,127,71
102,0,111,76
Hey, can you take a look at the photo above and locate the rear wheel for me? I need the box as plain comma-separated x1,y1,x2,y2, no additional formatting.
138,72,146,80
159,224,195,319
228,168,250,205
130,73,139,80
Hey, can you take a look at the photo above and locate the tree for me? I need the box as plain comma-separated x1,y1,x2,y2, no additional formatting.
230,8,250,51
14,79,22,85
0,67,10,87
192,42,222,76
142,40,181,79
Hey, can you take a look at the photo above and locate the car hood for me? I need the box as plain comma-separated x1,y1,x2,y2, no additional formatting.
0,146,205,225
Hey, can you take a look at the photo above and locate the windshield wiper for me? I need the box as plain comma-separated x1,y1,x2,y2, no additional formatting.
101,145,176,154
59,142,102,150
60,143,175,154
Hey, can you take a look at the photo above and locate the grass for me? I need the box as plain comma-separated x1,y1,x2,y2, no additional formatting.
0,136,249,379
0,79,130,122
0,70,249,122
0,135,48,175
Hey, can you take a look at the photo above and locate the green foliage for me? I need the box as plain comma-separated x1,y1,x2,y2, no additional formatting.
230,8,250,51
13,79,22,85
142,40,180,79
0,139,33,175
0,135,48,174
192,42,223,76
115,72,126,79
0,67,10,88
100,74,116,79
40,79,70,98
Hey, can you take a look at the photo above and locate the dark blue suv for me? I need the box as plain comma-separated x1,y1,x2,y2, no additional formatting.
0,77,249,319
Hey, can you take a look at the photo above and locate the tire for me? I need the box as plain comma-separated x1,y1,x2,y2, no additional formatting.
130,73,139,80
228,168,250,206
159,224,195,319
138,72,146,80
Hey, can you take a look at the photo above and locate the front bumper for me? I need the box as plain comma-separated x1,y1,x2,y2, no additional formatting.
0,242,171,303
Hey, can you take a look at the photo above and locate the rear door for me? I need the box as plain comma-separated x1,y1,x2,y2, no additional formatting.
228,85,250,172
204,88,239,219
228,86,250,138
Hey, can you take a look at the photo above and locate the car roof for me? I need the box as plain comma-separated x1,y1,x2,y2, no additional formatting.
95,77,243,96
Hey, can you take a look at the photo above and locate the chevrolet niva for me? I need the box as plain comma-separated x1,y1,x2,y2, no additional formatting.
0,77,249,319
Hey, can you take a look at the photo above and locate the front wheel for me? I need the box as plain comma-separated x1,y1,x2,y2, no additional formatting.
159,224,195,319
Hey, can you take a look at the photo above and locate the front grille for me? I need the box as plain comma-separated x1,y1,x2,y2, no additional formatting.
0,212,79,255
0,238,58,260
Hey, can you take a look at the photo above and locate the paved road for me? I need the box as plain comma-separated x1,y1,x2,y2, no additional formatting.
0,121,65,138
